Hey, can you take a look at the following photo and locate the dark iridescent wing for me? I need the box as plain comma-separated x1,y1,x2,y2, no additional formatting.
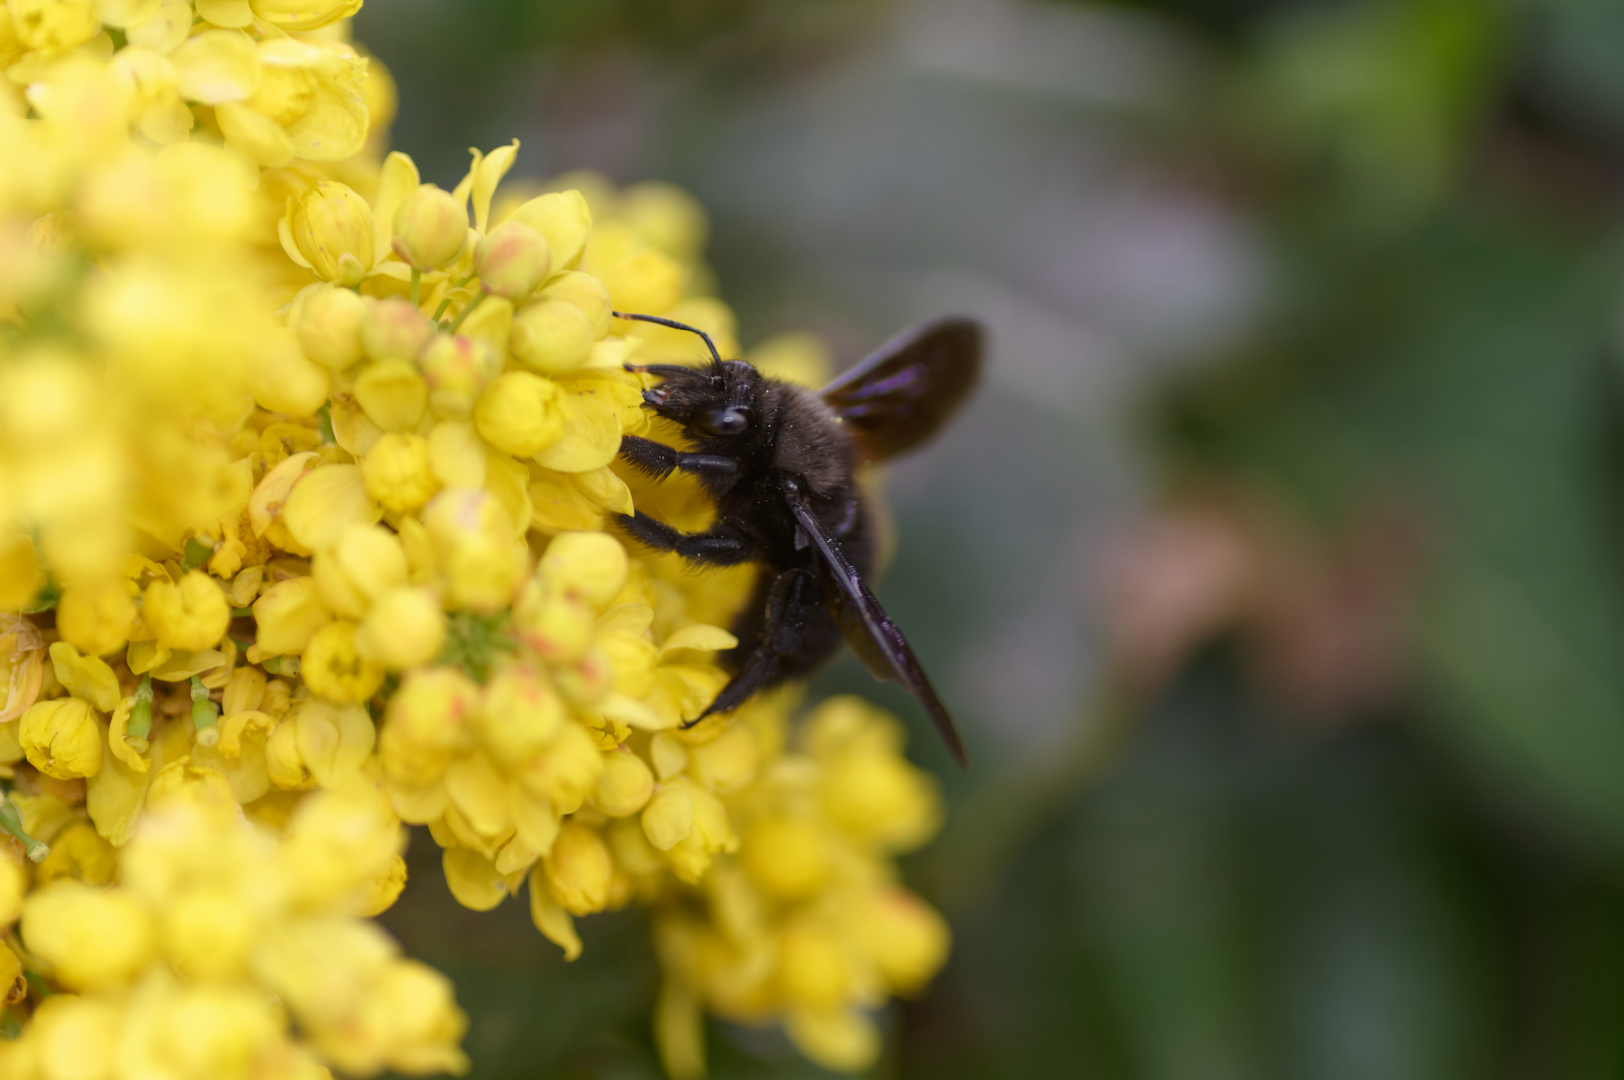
780,476,970,767
820,317,983,465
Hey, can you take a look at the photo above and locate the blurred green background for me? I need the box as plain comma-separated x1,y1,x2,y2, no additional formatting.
362,0,1624,1076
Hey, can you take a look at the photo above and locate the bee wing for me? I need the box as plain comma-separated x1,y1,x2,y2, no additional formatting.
781,476,970,767
820,317,983,465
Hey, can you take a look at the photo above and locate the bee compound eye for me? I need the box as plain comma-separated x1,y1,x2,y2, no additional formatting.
697,406,751,436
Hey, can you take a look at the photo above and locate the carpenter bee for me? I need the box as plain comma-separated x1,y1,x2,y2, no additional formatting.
614,310,982,766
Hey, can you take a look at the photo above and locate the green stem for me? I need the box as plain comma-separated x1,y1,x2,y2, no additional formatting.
189,675,219,748
410,268,421,309
0,800,48,863
127,673,154,741
431,273,478,322
447,291,486,334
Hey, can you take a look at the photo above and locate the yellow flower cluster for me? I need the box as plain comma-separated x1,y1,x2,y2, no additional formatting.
0,1,951,1075
0,778,461,1079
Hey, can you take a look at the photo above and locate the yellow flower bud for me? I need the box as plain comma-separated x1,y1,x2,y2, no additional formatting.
282,464,382,555
777,920,854,1009
313,525,408,619
266,717,313,789
511,298,595,375
508,190,593,270
741,817,829,901
473,371,566,457
356,586,446,671
355,359,429,433
354,960,471,1076
301,621,385,704
249,0,362,31
35,821,116,887
543,821,611,916
859,887,950,994
22,882,154,989
380,667,476,788
540,269,612,334
54,579,134,658
663,780,736,884
512,587,594,663
418,334,501,421
822,749,941,854
252,576,332,657
538,532,628,608
593,749,653,817
296,284,368,370
20,699,104,780
392,184,467,271
161,887,253,979
144,570,230,651
362,432,440,512
641,784,694,852
442,846,505,911
474,220,552,301
294,697,375,790
253,331,332,417
281,180,376,287
10,0,100,51
27,995,121,1080
360,854,409,916
422,489,526,612
785,1008,880,1074
514,721,601,814
362,296,435,362
476,665,563,767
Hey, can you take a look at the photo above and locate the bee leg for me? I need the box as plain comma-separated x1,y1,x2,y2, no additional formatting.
618,436,741,488
687,568,837,726
617,435,681,480
614,511,755,567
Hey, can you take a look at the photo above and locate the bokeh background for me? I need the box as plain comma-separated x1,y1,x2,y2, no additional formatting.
361,0,1624,1076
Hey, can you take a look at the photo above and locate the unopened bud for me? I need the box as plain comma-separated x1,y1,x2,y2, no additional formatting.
296,284,369,370
538,270,611,337
511,298,595,374
473,371,566,457
362,297,435,362
641,784,695,851
282,180,375,287
419,333,501,421
593,750,653,818
354,358,428,433
356,586,446,670
392,184,467,271
361,432,439,512
474,220,551,301
543,821,612,916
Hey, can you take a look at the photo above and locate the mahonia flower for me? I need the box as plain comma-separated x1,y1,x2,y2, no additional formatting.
0,2,952,1075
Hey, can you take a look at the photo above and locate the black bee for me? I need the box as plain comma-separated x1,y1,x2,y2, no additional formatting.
613,311,982,766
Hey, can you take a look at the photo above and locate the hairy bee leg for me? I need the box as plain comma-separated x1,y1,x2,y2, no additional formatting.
614,511,755,566
617,436,740,483
688,568,834,727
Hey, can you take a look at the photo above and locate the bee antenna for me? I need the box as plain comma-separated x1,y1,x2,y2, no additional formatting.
612,311,724,367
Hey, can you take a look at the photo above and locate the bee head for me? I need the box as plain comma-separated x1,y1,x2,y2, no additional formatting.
630,359,761,440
